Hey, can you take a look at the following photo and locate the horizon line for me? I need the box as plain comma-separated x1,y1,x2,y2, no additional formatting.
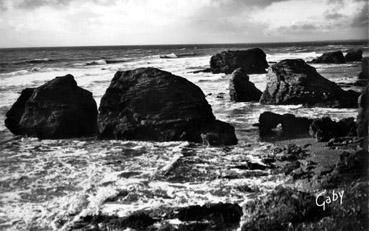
0,38,368,50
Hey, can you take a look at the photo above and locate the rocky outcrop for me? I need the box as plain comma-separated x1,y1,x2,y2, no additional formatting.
345,49,363,62
5,75,98,139
311,51,345,64
229,68,262,102
209,48,268,74
98,67,237,145
241,186,328,231
258,111,312,137
259,59,359,108
310,117,356,142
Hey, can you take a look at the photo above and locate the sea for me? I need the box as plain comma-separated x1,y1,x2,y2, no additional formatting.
0,40,367,230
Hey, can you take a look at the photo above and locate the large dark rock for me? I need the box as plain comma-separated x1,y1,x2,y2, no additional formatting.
345,49,363,62
310,117,357,142
5,75,97,139
241,186,328,231
98,67,237,145
312,51,345,64
258,111,312,137
229,68,262,102
259,59,359,108
210,48,268,74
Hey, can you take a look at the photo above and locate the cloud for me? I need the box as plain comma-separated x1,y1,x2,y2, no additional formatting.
351,1,368,27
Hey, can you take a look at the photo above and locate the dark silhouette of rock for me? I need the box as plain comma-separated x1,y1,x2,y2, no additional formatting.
241,186,328,231
98,67,237,145
356,85,368,150
311,51,345,64
259,59,359,108
229,68,262,102
310,117,356,142
209,48,268,74
5,75,97,139
258,111,313,137
358,57,369,80
345,49,363,62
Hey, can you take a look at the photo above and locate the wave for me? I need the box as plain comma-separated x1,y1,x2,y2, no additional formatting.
12,58,56,65
160,52,199,59
85,58,132,66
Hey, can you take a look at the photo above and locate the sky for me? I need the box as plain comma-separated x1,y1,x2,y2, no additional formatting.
0,0,367,47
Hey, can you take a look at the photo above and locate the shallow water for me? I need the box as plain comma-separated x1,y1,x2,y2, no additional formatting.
0,43,365,230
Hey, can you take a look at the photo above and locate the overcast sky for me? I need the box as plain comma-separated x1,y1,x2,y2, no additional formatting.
0,0,367,47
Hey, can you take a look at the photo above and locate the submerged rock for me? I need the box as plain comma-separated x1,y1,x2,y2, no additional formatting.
5,75,97,139
98,67,237,145
210,48,268,74
310,117,357,142
311,51,345,64
345,49,363,62
229,68,262,102
259,59,359,108
241,186,328,231
258,111,312,137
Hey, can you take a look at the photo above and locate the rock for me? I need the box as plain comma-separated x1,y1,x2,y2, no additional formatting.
241,186,328,231
5,88,35,135
5,75,97,139
358,57,369,80
344,49,363,62
310,117,356,142
229,68,262,102
176,203,242,224
356,85,369,150
209,48,268,74
259,59,359,108
98,67,237,145
311,51,345,64
258,111,312,137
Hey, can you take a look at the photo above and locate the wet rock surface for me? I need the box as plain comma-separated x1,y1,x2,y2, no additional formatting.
259,59,359,108
310,117,356,142
229,68,262,102
5,75,98,139
98,67,237,145
209,48,268,74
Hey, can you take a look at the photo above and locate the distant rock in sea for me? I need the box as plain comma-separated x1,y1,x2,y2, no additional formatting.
98,67,237,145
209,48,268,74
344,49,363,62
311,51,345,64
5,74,98,139
259,59,359,108
229,68,262,102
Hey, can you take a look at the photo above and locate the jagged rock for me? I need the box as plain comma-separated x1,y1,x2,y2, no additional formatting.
259,59,359,108
209,48,268,74
241,186,328,231
345,49,363,62
5,75,97,139
258,111,312,137
229,68,262,102
310,117,357,142
311,51,345,64
98,67,237,145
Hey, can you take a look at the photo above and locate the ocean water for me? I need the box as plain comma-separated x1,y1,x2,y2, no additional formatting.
0,41,367,230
